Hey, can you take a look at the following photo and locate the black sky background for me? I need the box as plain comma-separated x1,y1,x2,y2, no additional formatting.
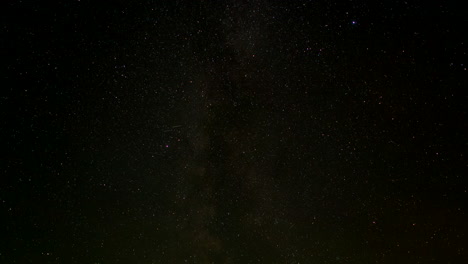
2,0,467,263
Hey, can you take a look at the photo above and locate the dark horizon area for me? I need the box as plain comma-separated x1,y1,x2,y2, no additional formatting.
2,1,467,263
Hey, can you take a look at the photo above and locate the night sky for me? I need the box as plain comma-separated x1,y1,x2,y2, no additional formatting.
2,0,467,263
